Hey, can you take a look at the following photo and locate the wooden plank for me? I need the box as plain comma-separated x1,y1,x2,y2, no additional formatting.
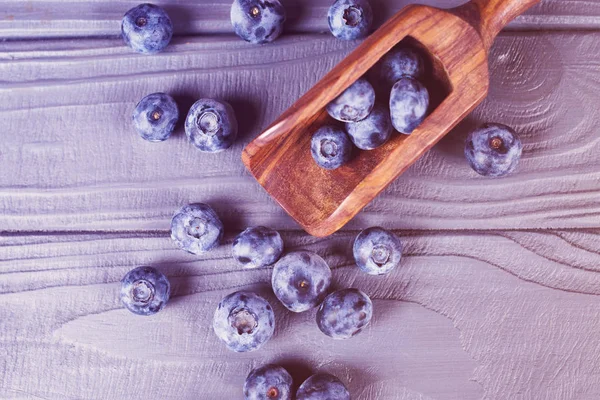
0,0,596,39
2,229,600,398
1,32,599,232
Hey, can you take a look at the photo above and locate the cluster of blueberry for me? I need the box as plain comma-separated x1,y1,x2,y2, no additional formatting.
133,93,238,152
313,48,524,177
121,0,375,155
122,5,239,152
119,2,282,52
311,44,430,170
120,203,402,398
121,0,374,53
119,2,524,398
244,365,350,400
232,0,376,44
122,3,524,176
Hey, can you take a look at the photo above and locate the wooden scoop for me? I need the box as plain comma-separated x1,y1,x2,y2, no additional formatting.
242,0,540,237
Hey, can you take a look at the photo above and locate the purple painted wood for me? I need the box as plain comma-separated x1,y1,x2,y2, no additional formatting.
1,1,599,399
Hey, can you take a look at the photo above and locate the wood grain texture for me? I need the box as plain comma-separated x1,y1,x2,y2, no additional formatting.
2,32,600,232
3,0,600,398
3,229,600,399
0,0,595,39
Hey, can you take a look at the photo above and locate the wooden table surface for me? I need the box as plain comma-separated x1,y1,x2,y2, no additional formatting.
2,1,600,399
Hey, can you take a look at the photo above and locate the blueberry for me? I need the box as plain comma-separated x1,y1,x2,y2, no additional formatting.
213,291,275,352
121,4,173,54
233,226,284,269
170,203,224,255
389,76,429,134
345,104,392,150
271,251,332,313
120,266,170,316
328,0,373,41
231,0,286,44
376,46,424,89
185,99,238,153
296,373,350,400
132,92,179,142
465,123,523,177
244,364,293,400
311,126,353,170
316,288,373,340
353,227,402,275
327,78,375,123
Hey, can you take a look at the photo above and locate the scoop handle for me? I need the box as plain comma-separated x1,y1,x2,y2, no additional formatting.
454,0,540,50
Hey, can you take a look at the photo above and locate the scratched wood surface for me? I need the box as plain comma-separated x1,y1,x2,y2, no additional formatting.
2,0,600,399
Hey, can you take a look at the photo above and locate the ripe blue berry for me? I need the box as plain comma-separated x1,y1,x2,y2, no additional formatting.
465,123,523,177
345,104,392,150
170,203,224,255
328,0,373,41
185,99,238,153
232,226,284,269
231,0,286,44
244,364,293,400
311,126,353,170
271,251,332,313
327,78,375,123
121,3,173,54
132,92,178,142
316,288,373,340
353,227,402,275
376,46,424,89
389,76,429,134
120,266,171,316
213,291,275,352
296,374,350,400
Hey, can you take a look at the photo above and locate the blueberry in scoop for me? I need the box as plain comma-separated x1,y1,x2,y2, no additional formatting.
375,45,425,89
345,103,392,150
311,126,353,170
389,76,429,134
327,78,376,123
